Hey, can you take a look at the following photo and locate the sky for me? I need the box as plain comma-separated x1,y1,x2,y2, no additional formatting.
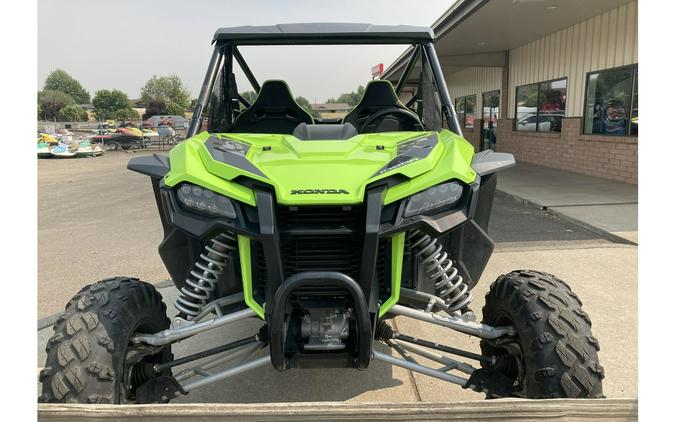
37,0,455,103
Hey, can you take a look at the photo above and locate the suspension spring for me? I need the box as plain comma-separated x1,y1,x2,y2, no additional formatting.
175,231,238,318
409,229,472,313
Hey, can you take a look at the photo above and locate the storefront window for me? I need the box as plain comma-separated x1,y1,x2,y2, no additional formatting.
583,65,638,136
538,80,566,132
454,95,476,129
482,90,500,125
464,95,476,129
515,84,538,131
455,97,465,129
482,90,500,151
515,78,566,133
630,68,638,135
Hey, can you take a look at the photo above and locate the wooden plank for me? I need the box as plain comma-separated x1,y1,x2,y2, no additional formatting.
39,398,637,422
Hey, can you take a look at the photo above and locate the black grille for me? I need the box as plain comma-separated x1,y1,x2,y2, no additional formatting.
276,205,362,228
277,206,363,280
251,205,391,302
282,234,361,278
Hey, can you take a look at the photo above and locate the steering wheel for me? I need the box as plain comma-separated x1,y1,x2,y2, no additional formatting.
359,107,424,133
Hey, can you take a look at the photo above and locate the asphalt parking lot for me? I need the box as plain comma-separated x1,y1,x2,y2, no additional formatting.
37,151,637,401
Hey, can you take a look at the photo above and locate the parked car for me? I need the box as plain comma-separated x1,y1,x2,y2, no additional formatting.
517,113,563,132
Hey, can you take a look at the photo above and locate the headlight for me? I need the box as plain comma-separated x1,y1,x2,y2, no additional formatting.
403,181,463,217
176,183,236,218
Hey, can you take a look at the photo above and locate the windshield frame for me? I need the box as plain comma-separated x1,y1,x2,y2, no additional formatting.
188,40,462,138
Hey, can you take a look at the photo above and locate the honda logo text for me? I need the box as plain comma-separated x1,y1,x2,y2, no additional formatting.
291,189,350,195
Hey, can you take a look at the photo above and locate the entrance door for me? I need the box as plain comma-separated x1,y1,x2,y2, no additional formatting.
481,90,500,151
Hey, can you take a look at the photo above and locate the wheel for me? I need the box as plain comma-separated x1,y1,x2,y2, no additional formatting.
480,270,604,399
39,277,172,404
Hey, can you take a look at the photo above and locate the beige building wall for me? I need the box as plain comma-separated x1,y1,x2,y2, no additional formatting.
445,67,502,113
437,67,502,151
507,0,638,118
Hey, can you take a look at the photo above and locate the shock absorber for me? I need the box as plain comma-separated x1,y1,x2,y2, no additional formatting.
175,231,238,318
409,229,472,313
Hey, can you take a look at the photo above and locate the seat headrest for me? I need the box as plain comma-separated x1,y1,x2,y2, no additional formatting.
231,79,314,134
342,80,407,129
255,80,297,106
358,80,402,107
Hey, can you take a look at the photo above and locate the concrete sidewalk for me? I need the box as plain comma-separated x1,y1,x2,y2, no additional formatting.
497,162,638,244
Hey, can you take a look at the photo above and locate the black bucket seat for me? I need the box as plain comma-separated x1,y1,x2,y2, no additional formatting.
343,80,419,133
232,80,314,134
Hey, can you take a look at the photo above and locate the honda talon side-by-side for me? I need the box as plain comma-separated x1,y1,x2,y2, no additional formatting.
40,23,604,404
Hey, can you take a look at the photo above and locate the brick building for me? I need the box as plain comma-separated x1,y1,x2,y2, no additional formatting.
383,0,638,184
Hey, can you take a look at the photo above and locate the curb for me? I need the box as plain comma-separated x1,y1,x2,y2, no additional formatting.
496,189,638,246
38,398,638,421
543,208,638,246
37,279,175,331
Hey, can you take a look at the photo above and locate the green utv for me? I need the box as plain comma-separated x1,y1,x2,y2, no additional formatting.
40,24,604,403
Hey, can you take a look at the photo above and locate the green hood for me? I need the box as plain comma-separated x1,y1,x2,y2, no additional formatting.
164,130,477,206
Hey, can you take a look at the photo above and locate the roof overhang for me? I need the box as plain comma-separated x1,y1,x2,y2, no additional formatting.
213,23,434,45
383,0,634,82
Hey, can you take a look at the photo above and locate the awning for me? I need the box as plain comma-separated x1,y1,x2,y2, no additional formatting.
383,0,633,83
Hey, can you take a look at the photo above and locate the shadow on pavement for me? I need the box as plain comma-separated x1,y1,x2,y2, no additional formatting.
172,318,402,403
488,191,610,244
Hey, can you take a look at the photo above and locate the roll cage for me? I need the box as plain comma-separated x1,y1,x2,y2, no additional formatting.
187,23,463,138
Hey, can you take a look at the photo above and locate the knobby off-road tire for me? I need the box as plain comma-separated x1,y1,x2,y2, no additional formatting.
39,277,172,404
480,270,604,399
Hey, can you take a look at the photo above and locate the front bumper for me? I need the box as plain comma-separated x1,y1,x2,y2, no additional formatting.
152,174,495,321
268,271,372,370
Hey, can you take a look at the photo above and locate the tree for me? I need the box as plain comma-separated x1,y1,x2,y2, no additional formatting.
295,96,317,118
92,89,135,120
38,89,76,120
113,108,141,120
140,75,191,117
240,90,258,106
164,102,185,116
57,105,89,122
335,85,365,106
143,100,166,119
44,69,90,104
356,85,365,101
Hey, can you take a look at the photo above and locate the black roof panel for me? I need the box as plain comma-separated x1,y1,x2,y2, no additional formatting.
213,23,434,45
